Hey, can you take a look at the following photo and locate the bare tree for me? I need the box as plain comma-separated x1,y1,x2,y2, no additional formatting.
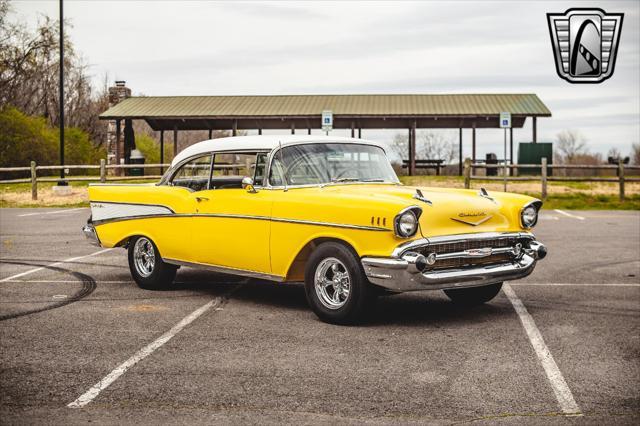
389,130,458,164
555,130,588,163
0,1,108,143
632,143,640,165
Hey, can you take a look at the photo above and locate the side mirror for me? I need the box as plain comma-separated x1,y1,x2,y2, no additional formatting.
242,176,258,193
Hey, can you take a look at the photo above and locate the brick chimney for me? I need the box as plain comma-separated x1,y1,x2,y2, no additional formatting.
106,81,131,167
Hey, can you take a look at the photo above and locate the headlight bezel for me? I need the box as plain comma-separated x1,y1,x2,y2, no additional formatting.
394,206,422,238
520,200,542,229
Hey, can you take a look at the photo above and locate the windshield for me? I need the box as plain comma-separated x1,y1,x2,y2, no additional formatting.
269,143,399,186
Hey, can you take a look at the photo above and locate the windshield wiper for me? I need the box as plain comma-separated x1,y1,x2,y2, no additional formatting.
320,177,388,187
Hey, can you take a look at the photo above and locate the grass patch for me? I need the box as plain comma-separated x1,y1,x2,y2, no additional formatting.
526,193,640,210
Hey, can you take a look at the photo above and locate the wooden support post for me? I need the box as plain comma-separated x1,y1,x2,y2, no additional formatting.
619,159,625,201
291,123,295,135
307,128,311,135
458,128,463,176
532,116,537,143
409,121,416,176
350,122,355,138
541,157,548,201
30,161,37,201
472,123,476,165
464,158,471,189
100,159,106,183
232,120,238,136
173,127,178,157
358,128,361,138
160,130,164,173
258,128,262,135
208,129,213,139
115,119,121,176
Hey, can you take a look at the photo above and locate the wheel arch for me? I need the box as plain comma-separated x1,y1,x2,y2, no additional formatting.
284,236,359,282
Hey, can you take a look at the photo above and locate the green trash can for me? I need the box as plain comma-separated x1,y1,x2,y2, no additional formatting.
128,149,145,176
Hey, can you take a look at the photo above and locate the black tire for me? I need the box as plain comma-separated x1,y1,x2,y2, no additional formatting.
304,242,374,325
128,236,177,290
444,282,503,306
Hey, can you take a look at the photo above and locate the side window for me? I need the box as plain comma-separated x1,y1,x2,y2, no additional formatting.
171,155,212,191
210,152,262,190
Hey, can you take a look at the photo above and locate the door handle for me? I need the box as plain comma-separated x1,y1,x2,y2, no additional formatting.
195,196,209,202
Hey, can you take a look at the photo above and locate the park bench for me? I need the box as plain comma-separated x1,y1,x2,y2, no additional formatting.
402,159,445,175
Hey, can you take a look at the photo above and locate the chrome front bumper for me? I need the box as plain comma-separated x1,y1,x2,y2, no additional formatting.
82,224,102,247
362,236,546,292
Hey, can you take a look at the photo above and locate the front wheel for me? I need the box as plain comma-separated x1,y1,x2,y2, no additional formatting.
304,242,374,325
444,282,503,306
128,236,177,290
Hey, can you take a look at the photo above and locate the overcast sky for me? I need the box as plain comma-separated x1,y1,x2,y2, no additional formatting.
10,0,640,159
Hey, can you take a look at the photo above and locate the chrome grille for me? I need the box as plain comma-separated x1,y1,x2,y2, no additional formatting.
414,237,527,270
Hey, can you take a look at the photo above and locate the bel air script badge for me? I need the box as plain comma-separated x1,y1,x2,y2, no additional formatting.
547,8,624,83
451,212,492,226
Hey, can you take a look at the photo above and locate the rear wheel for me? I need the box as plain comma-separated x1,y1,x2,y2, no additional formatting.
444,282,503,306
128,236,177,290
304,242,374,325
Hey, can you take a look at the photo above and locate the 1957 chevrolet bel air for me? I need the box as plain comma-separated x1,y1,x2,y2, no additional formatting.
83,135,546,324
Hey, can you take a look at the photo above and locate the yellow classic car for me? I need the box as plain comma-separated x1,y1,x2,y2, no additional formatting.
83,135,546,324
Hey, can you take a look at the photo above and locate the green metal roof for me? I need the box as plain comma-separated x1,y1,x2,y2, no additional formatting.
100,94,551,119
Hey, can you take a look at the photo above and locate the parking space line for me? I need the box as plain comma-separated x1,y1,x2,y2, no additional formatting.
18,208,86,217
0,249,112,282
554,209,585,221
503,283,582,416
67,299,219,408
512,283,639,287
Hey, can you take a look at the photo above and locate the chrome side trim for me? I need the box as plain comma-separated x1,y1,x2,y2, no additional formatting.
92,211,389,231
392,232,534,257
270,217,388,232
163,258,285,282
90,201,175,224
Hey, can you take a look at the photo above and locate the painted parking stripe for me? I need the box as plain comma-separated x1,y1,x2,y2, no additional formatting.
68,299,219,408
503,283,582,416
554,209,585,221
18,207,86,217
512,283,640,287
0,249,112,282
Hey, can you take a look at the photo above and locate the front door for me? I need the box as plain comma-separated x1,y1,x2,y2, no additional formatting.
191,188,273,275
190,152,273,276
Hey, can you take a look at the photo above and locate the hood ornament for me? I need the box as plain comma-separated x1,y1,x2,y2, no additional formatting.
478,187,497,204
413,189,432,206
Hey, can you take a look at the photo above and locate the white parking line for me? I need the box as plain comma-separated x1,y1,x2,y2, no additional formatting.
18,208,85,217
67,299,218,408
512,283,639,287
554,209,585,221
503,283,582,416
0,249,112,283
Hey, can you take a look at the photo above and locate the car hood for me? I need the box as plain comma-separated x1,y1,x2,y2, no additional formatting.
313,184,533,237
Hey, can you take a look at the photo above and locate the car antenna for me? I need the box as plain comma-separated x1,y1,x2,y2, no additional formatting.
279,141,288,192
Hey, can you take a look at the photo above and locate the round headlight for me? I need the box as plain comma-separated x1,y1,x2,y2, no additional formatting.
395,210,418,238
521,205,538,228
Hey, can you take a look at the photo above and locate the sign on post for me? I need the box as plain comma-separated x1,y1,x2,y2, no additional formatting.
500,112,511,191
500,111,511,128
321,110,333,132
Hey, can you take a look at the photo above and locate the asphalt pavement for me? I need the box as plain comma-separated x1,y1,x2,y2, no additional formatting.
0,207,638,425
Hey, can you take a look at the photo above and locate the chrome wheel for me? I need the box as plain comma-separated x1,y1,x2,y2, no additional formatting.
133,237,155,278
314,257,351,310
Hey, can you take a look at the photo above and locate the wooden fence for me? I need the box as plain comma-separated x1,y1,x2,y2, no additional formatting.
463,158,640,201
0,160,245,201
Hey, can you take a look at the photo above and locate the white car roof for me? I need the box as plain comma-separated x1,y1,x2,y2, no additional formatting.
170,135,385,166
